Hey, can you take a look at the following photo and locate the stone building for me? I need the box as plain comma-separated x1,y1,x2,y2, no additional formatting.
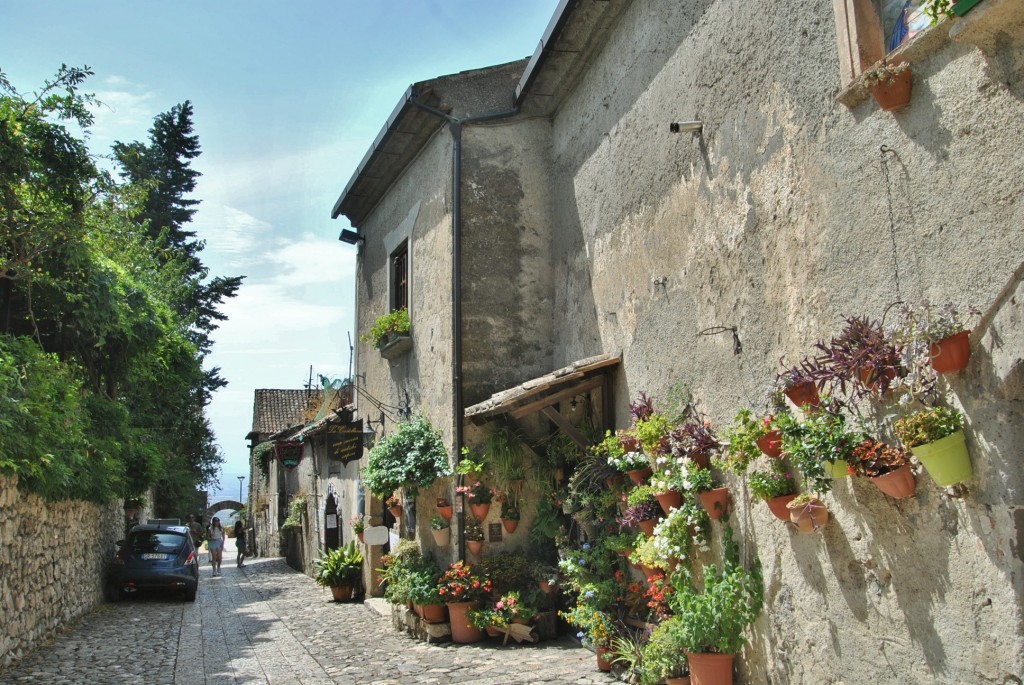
331,0,1023,682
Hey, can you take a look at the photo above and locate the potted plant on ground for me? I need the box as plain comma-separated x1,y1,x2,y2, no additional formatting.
363,413,452,500
456,480,494,520
407,567,447,624
312,541,364,602
894,406,972,486
849,439,916,498
438,561,493,643
748,466,799,521
500,497,520,533
350,514,367,542
862,60,912,111
640,617,690,685
464,517,485,556
469,590,536,643
560,603,619,672
430,514,451,546
669,527,763,685
786,492,830,533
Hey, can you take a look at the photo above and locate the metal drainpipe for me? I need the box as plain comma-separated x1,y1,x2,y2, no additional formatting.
409,92,519,561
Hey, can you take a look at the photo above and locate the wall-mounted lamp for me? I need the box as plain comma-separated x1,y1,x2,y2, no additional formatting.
339,229,364,245
670,120,703,134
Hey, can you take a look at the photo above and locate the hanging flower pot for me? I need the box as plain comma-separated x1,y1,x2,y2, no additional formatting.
755,430,784,458
654,489,683,515
766,494,797,521
868,65,913,112
911,430,973,487
638,518,658,537
437,504,454,521
431,527,451,546
469,502,491,520
502,518,519,534
466,539,484,556
784,381,820,409
388,505,403,518
870,464,916,499
627,466,653,485
787,496,829,533
686,652,734,685
699,487,730,520
930,330,971,373
357,532,365,543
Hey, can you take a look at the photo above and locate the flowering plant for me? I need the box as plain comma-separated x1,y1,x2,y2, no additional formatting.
650,453,690,492
684,466,716,494
456,480,494,503
469,590,534,629
747,467,797,500
630,535,669,571
558,541,618,592
437,561,493,603
620,486,662,527
560,603,618,648
653,500,711,565
429,514,450,530
849,439,911,477
349,514,367,534
464,518,485,541
436,497,451,508
597,430,648,471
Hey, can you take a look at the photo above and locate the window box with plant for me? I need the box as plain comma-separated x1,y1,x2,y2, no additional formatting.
893,406,972,486
849,439,916,498
360,307,411,356
362,413,452,501
312,541,364,602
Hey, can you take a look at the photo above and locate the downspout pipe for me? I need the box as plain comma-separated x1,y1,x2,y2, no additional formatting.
409,90,519,561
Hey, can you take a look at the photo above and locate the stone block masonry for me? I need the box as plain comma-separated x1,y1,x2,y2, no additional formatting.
0,473,124,669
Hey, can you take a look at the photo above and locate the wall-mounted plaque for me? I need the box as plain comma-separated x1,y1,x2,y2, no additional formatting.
488,523,503,542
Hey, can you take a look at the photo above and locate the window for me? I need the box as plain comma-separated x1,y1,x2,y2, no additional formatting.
391,241,408,312
833,0,931,82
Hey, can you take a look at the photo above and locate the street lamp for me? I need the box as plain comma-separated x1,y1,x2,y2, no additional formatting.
237,475,245,504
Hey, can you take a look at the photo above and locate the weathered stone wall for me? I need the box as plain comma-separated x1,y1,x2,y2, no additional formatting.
0,474,124,669
541,0,1024,682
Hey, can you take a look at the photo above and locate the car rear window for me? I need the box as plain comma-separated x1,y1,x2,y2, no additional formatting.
128,532,187,554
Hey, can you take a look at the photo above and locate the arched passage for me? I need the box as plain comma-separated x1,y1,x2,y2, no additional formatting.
205,500,243,518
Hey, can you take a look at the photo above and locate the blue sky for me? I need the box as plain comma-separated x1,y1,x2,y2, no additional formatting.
2,1,558,502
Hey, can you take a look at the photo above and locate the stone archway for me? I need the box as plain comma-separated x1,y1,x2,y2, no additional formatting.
205,500,243,518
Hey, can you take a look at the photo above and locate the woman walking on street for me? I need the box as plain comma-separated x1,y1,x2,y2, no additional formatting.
207,516,225,576
234,519,247,568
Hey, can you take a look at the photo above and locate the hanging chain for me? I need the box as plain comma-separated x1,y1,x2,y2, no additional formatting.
880,145,901,301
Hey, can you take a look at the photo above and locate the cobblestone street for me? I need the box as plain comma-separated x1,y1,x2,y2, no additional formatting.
0,548,619,685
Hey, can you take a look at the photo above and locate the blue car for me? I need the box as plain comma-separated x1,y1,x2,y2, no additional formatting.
108,524,199,601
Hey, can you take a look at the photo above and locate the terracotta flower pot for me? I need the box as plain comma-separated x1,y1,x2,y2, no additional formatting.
766,494,797,521
357,531,364,543
638,518,658,537
784,381,820,409
686,651,734,685
930,330,971,374
538,579,555,594
699,487,730,520
502,518,519,534
596,646,613,672
627,466,652,485
330,585,353,602
469,503,490,520
787,497,829,533
419,603,447,624
870,464,916,498
654,489,683,515
485,625,503,638
388,505,403,518
870,67,912,112
666,677,691,685
430,527,450,546
437,505,453,521
466,539,483,556
755,430,783,458
446,601,483,643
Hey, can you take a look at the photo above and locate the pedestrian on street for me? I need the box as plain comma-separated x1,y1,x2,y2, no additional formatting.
234,518,247,568
207,516,224,575
186,514,205,560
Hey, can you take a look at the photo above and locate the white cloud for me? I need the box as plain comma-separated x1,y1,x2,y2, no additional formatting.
191,203,276,269
267,234,354,286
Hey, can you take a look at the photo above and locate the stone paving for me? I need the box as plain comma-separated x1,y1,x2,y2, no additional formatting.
0,548,619,685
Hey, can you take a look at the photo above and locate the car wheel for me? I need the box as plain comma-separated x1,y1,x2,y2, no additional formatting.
184,586,197,602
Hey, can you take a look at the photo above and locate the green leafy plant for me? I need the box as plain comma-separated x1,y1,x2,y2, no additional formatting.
594,429,647,472
500,498,520,521
281,495,307,529
893,406,964,448
429,514,450,530
861,60,910,89
363,414,451,498
406,567,444,606
640,617,689,685
848,439,912,477
312,541,364,588
464,517,485,541
748,466,797,500
486,425,525,495
668,527,763,655
456,445,488,476
529,497,564,543
360,307,410,347
776,408,860,493
720,408,771,474
437,561,493,602
921,0,954,23
635,412,672,456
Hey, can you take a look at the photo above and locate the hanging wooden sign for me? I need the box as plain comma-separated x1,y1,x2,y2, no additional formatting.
325,419,364,465
275,441,304,469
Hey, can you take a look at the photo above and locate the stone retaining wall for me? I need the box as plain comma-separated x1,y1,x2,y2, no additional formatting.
0,473,124,669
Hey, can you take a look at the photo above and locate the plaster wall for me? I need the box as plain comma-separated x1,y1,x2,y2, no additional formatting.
543,0,1024,682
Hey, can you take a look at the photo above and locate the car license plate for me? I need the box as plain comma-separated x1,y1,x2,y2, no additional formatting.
142,553,167,560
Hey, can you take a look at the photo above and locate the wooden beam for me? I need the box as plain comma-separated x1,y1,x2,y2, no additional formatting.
510,375,605,420
541,406,588,447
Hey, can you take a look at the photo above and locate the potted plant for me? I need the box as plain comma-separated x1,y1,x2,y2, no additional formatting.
775,408,859,494
893,406,972,486
812,316,904,402
385,493,403,519
350,514,367,542
362,413,452,499
500,497,520,533
889,300,978,377
456,480,493,520
722,409,777,470
456,445,488,480
786,492,830,533
436,497,453,521
360,307,410,348
669,527,763,685
777,360,821,409
530,561,560,594
640,617,690,685
621,485,663,536
437,561,493,643
597,429,651,483
630,535,670,577
312,541,364,602
464,517,485,556
652,499,711,569
469,591,535,642
649,454,686,515
670,417,722,469
429,514,451,546
407,567,447,623
485,425,526,496
862,60,912,111
688,466,730,521
560,603,619,671
849,439,916,498
748,466,798,521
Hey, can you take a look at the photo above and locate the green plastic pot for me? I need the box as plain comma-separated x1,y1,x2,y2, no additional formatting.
911,430,973,487
825,459,851,478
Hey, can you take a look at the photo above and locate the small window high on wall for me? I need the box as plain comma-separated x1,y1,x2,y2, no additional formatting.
391,241,408,312
833,0,929,83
